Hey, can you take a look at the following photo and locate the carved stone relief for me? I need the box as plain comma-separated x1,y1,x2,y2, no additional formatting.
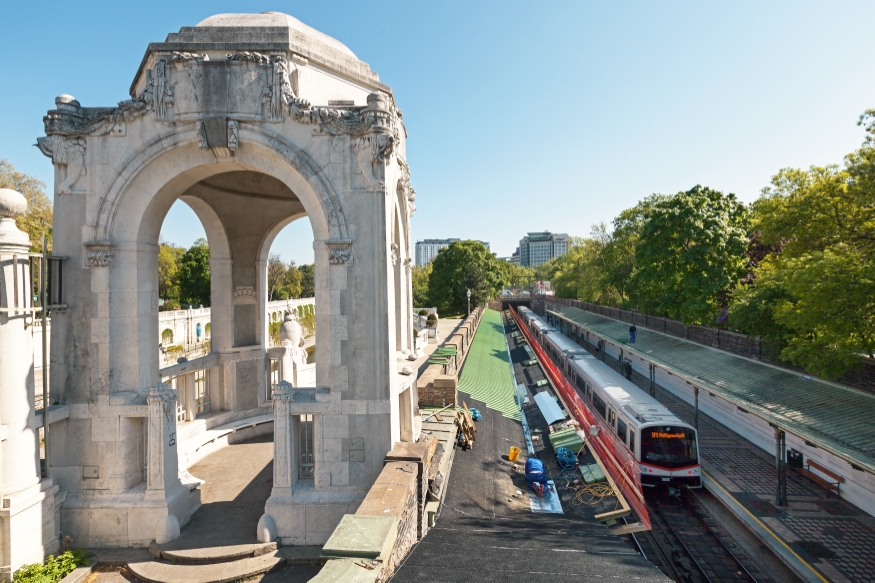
397,158,415,215
390,243,399,266
326,239,353,265
262,56,296,122
40,135,87,194
404,257,413,274
139,59,174,120
228,120,239,150
227,51,270,65
170,52,209,63
83,242,115,268
196,121,208,149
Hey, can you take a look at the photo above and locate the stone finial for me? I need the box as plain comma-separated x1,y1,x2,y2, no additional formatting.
0,188,30,248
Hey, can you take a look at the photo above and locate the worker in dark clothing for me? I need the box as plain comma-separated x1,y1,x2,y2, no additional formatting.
625,361,633,380
629,324,637,344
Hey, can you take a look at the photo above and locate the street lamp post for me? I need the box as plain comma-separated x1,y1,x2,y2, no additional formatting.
467,289,471,316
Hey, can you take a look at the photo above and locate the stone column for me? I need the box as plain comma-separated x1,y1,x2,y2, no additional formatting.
146,383,179,498
0,189,40,498
0,188,60,575
271,381,295,497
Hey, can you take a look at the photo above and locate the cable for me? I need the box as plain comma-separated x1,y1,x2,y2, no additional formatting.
572,482,617,506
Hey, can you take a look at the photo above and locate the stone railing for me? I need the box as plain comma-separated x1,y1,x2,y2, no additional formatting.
417,307,484,408
314,439,444,582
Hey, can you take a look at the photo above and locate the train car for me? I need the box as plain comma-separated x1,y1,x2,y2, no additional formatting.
517,307,702,489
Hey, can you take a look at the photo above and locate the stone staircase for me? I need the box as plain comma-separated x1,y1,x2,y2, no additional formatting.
126,541,321,583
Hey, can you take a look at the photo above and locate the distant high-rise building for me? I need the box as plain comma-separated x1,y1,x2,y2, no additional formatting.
415,239,490,266
518,231,570,267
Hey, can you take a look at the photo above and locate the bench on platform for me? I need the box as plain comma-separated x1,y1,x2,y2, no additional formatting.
795,459,843,496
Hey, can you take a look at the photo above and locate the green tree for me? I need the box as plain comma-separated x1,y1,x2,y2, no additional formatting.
267,252,287,300
411,263,432,307
177,239,211,306
427,240,504,314
284,262,303,299
630,186,749,324
0,159,53,251
600,197,665,305
158,242,184,303
731,112,875,377
299,263,315,297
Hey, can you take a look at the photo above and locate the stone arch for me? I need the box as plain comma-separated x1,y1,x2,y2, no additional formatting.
93,125,348,246
161,328,173,344
102,133,341,393
257,213,310,353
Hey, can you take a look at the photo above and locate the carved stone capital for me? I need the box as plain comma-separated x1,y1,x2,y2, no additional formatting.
272,380,294,405
84,241,116,268
404,257,413,274
326,239,353,266
233,286,257,304
147,382,178,421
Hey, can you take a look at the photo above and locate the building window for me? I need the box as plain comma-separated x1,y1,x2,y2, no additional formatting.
299,415,314,479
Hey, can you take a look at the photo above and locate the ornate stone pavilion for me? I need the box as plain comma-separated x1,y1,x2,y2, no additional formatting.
24,11,419,554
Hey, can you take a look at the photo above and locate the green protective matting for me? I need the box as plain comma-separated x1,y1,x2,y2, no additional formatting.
457,309,520,421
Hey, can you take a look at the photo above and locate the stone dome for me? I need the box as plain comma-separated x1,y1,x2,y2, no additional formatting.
196,12,357,59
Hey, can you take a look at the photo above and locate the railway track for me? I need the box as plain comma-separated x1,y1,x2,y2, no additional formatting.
623,489,764,583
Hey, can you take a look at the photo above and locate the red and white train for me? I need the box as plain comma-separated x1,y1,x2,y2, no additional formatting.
518,307,702,488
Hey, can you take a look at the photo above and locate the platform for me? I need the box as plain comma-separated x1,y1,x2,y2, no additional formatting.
579,321,875,583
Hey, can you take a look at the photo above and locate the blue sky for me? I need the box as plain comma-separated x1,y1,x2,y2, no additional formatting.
3,1,875,264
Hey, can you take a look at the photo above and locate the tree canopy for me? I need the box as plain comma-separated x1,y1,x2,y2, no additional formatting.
728,111,875,377
427,240,505,314
630,186,749,323
0,159,53,251
176,239,211,307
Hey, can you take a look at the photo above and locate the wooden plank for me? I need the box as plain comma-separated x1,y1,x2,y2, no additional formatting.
610,521,648,535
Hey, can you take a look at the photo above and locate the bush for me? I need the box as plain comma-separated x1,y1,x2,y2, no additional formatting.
426,314,437,327
418,309,429,316
13,549,91,583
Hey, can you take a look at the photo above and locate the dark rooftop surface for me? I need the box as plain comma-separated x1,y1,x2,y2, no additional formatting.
390,312,670,583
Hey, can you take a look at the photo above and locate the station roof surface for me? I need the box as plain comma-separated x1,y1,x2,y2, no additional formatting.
548,306,875,474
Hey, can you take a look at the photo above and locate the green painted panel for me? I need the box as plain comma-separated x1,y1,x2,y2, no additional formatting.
457,309,520,421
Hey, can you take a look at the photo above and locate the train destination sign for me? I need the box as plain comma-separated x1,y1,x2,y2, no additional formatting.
651,431,687,439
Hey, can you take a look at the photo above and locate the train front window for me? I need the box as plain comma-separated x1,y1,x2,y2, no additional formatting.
640,426,697,469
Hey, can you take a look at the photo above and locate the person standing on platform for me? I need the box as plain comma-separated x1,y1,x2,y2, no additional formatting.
629,324,637,344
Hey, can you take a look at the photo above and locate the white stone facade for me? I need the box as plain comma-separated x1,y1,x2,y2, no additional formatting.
34,12,419,549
